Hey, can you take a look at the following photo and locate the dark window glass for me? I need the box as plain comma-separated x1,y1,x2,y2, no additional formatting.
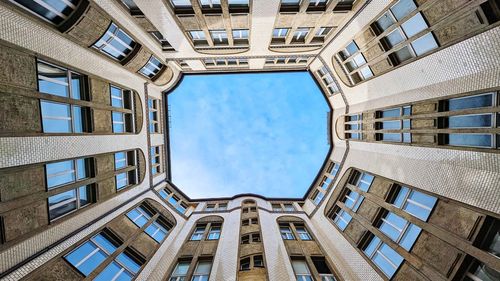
448,93,494,111
448,134,492,148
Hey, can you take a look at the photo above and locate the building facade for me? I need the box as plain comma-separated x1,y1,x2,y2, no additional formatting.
0,0,499,280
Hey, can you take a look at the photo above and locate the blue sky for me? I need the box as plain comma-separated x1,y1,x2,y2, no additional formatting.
168,72,330,198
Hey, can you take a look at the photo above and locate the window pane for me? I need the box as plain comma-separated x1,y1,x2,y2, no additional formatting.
41,101,72,133
112,112,125,133
376,11,396,32
48,189,77,219
345,41,358,56
173,262,190,275
379,212,406,241
292,260,310,274
111,86,124,107
117,252,141,273
381,120,401,129
79,185,90,206
93,233,118,253
195,261,212,274
386,28,405,47
116,172,128,189
66,241,106,276
381,133,402,142
411,32,438,56
404,191,437,221
448,134,492,148
448,93,494,111
46,160,75,188
401,13,428,38
449,114,493,128
390,0,417,21
38,62,69,97
73,106,84,133
392,186,410,208
363,236,380,257
399,224,421,251
115,152,127,169
393,46,413,63
374,243,403,277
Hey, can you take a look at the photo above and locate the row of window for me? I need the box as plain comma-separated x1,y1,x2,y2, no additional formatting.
280,0,355,12
203,58,249,67
344,91,500,149
316,66,339,95
205,202,228,211
170,258,213,281
190,223,222,241
311,162,340,205
265,57,311,66
159,187,189,214
171,0,249,11
271,27,333,45
189,29,249,46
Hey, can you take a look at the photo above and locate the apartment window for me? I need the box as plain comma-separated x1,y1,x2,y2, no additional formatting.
272,204,282,211
171,0,192,8
139,56,164,79
254,255,264,267
65,231,119,276
390,186,437,221
199,0,221,9
177,202,188,214
94,250,143,281
151,146,162,175
308,0,328,11
284,204,295,211
345,114,362,140
150,31,174,51
292,259,313,281
319,176,332,189
444,93,495,111
378,211,421,251
127,206,152,228
464,218,500,281
170,261,190,281
218,203,227,210
149,98,161,133
169,194,179,206
192,260,212,281
313,190,324,205
241,233,261,244
114,151,137,191
353,172,374,191
295,224,312,240
311,257,337,281
280,225,295,240
210,30,229,45
40,100,89,133
191,225,206,240
189,30,208,46
240,257,251,271
316,27,332,37
11,0,80,25
145,219,170,242
207,224,221,240
280,0,301,12
242,218,258,226
37,61,85,100
45,158,90,189
206,204,215,211
93,23,136,61
273,28,289,38
317,66,339,94
363,235,404,278
233,29,249,45
48,185,93,220
331,207,352,231
292,28,310,43
110,85,133,133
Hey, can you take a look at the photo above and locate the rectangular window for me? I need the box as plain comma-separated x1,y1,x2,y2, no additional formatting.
273,28,289,38
191,225,206,240
46,158,90,189
218,203,227,210
210,30,228,45
316,27,333,37
378,211,421,251
363,235,404,278
280,225,295,240
48,185,93,220
240,257,250,271
283,204,295,211
190,30,206,41
11,0,79,25
295,225,312,240
444,93,495,111
170,260,190,280
41,100,90,133
93,23,136,61
148,98,160,133
332,208,352,231
292,28,310,43
207,224,221,240
200,0,221,8
391,186,437,221
114,152,128,170
253,255,264,267
94,250,143,281
272,204,282,211
313,190,324,205
145,220,170,242
292,259,313,281
151,146,162,175
37,61,85,100
233,29,249,45
65,232,118,276
311,257,336,281
192,260,212,281
126,206,152,228
171,0,192,8
139,56,164,78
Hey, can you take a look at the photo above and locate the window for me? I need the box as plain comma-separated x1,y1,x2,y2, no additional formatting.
331,207,352,231
37,61,85,100
317,66,339,94
444,93,494,111
210,30,228,45
151,146,162,175
280,225,295,240
170,261,190,281
110,85,134,133
233,29,249,45
169,194,179,206
48,185,93,220
93,23,136,61
177,202,188,214
45,158,90,189
191,225,206,240
171,0,192,8
391,186,437,221
11,0,80,25
345,114,362,140
127,206,152,228
192,260,212,281
207,224,221,240
240,257,251,271
114,151,137,191
94,250,143,281
272,204,282,211
149,98,161,133
378,211,421,251
139,56,164,78
253,255,264,267
284,204,295,211
319,176,332,189
40,100,89,133
363,235,403,278
65,231,118,276
273,28,289,38
145,220,169,242
292,259,313,281
313,190,324,205
292,28,310,43
311,257,337,281
199,0,221,9
189,30,207,45
150,31,174,51
316,27,332,37
295,225,312,241
114,152,127,170
218,203,227,210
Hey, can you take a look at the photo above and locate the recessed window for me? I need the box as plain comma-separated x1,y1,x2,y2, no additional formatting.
11,0,81,25
207,224,221,240
312,257,336,281
150,31,174,51
94,250,143,281
189,30,208,46
171,0,192,8
210,30,229,45
292,259,313,281
126,206,152,227
46,158,90,189
316,27,332,37
363,235,403,278
313,190,324,205
273,28,289,38
295,224,312,240
151,146,162,175
65,231,119,276
37,61,85,100
139,56,164,79
149,98,161,133
110,85,134,133
199,0,221,9
170,260,190,280
444,93,495,111
93,23,136,61
391,186,437,221
192,260,212,281
191,225,206,240
378,211,421,251
280,225,295,240
48,185,93,220
233,29,249,45
390,0,417,21
292,28,310,43
40,100,90,133
240,257,251,271
332,207,352,231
